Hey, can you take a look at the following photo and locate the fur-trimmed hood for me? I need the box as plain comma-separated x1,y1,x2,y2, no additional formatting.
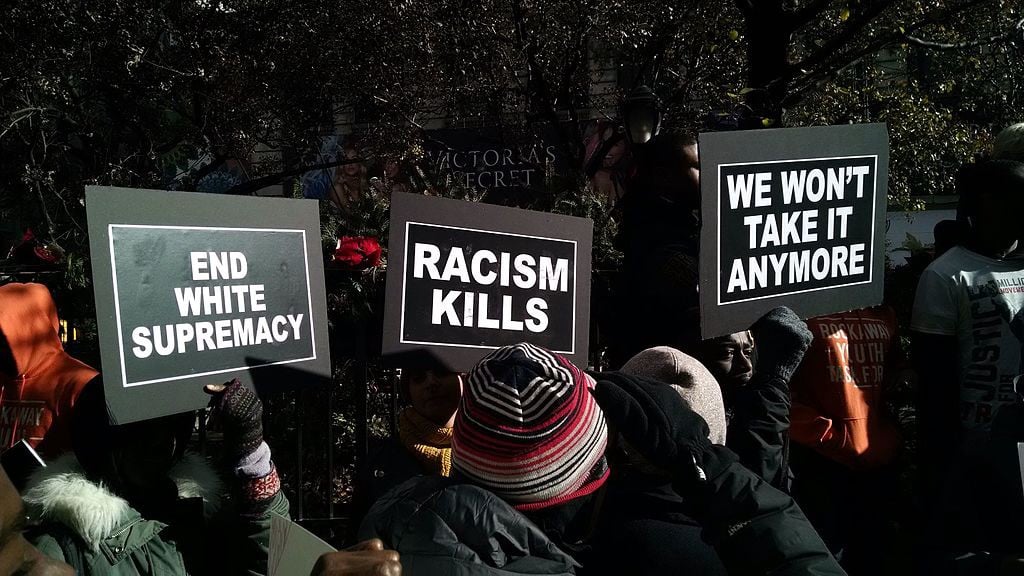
23,452,223,549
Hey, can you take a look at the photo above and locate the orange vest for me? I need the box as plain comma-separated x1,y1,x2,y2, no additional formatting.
789,306,902,470
0,283,97,459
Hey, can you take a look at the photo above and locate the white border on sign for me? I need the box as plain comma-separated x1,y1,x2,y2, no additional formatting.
715,155,879,306
108,224,317,388
399,221,578,355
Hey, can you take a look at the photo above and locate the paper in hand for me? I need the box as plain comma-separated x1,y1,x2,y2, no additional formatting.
268,513,336,576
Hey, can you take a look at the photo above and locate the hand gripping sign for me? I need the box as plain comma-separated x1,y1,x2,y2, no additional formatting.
383,194,593,371
698,123,889,338
86,187,330,423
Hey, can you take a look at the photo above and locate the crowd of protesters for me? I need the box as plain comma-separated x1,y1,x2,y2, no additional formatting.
1,123,1024,575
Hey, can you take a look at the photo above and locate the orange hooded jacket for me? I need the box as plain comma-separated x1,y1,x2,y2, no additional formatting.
0,283,97,459
789,306,903,470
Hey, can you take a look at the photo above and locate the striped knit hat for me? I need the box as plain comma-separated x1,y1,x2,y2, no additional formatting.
452,343,609,511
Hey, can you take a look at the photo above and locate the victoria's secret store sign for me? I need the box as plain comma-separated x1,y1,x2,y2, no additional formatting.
424,129,560,191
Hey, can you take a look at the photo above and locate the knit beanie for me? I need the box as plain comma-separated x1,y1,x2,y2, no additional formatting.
993,122,1024,161
453,343,609,511
620,346,727,445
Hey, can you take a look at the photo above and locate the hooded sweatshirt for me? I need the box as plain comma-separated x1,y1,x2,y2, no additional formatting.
789,306,902,470
0,283,97,458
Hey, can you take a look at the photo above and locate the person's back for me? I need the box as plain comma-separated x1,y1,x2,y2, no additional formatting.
598,346,729,576
790,306,902,470
0,283,97,459
360,475,577,575
787,306,903,574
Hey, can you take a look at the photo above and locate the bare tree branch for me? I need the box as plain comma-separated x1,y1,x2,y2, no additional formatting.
782,0,998,104
905,18,1023,50
786,0,899,82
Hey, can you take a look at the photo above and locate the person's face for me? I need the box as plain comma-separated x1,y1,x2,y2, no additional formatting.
970,190,1021,254
342,149,361,177
603,139,626,168
703,331,754,393
0,468,73,575
384,159,399,178
407,370,462,427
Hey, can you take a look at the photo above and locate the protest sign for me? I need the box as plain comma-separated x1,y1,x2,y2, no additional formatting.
699,123,888,338
86,186,330,424
383,194,592,371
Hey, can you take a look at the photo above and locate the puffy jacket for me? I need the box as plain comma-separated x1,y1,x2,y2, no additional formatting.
592,478,727,576
24,453,288,575
0,282,97,458
359,475,578,575
687,455,847,576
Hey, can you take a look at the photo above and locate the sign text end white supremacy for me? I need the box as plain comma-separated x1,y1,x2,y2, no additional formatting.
128,251,307,358
718,156,877,305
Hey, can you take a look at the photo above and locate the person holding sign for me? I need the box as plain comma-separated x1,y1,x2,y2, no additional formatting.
912,159,1024,572
613,135,702,364
692,308,813,490
22,378,288,575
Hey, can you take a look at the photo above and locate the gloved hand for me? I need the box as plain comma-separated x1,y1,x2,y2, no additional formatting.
205,378,264,462
590,371,738,491
750,306,812,382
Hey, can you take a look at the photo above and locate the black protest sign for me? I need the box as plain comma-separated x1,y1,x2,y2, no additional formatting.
383,194,592,371
699,123,888,338
87,187,330,424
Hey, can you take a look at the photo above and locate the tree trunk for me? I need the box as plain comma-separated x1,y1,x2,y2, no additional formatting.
740,3,791,128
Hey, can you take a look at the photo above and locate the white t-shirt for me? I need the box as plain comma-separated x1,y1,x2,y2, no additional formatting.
912,246,1024,431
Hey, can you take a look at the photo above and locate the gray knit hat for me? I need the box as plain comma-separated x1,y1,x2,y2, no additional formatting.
993,122,1024,161
620,346,727,445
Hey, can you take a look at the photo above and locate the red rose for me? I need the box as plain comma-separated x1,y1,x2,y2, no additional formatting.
9,228,63,265
331,236,382,270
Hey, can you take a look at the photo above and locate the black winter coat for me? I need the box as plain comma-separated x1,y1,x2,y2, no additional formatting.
361,467,844,576
359,476,579,575
591,478,727,576
727,369,792,490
